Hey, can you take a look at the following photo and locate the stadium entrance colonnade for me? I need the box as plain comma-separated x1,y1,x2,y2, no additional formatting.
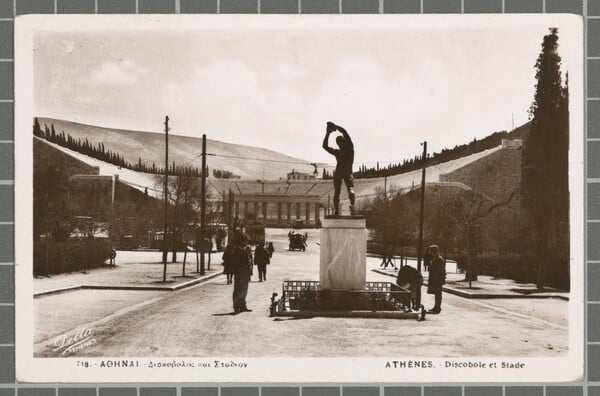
233,194,324,228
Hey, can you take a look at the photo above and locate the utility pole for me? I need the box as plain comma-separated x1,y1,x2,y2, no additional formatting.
200,134,207,275
222,190,227,223
416,141,427,272
161,116,169,282
228,189,234,229
384,176,387,197
383,175,388,262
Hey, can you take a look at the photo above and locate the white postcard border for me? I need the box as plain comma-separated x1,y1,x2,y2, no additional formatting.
14,14,585,383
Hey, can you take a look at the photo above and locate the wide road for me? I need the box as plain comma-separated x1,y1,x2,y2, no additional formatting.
35,228,568,358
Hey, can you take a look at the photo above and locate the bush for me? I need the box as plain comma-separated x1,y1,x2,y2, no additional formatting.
477,254,537,283
34,238,113,275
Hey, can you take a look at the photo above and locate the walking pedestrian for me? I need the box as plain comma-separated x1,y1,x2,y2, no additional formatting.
267,242,274,258
222,244,234,285
254,243,270,282
231,233,252,313
426,245,446,314
380,244,396,269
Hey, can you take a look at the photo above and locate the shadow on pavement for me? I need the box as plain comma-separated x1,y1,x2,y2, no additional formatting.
212,311,241,316
272,316,314,321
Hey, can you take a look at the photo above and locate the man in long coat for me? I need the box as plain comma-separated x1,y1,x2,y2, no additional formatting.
231,233,252,313
254,243,270,282
427,245,446,314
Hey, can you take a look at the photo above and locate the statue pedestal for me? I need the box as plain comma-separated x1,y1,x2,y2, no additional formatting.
319,217,367,291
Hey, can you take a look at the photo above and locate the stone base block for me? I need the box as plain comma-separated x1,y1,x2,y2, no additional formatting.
319,217,367,290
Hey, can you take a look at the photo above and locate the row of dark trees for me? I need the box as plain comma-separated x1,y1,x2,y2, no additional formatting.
353,130,524,179
213,169,240,179
33,119,234,179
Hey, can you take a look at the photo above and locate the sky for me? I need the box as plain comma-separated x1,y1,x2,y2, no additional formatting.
33,16,578,168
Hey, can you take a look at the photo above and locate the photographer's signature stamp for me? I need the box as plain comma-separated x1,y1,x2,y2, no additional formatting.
53,327,97,355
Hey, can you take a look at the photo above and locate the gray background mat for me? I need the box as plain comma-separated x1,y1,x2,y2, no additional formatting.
0,0,597,393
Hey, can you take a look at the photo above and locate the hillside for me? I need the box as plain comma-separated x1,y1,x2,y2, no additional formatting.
35,117,530,211
36,117,319,180
36,133,508,211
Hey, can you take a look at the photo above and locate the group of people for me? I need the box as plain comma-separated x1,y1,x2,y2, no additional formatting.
395,244,446,314
222,234,274,313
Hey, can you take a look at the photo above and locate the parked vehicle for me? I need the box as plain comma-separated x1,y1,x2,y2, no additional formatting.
288,231,307,251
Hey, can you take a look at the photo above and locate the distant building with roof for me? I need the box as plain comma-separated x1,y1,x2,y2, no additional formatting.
287,169,316,180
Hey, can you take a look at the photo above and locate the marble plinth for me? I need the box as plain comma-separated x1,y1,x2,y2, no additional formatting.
319,217,367,291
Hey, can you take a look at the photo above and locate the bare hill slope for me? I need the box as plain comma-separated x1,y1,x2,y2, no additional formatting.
37,117,318,180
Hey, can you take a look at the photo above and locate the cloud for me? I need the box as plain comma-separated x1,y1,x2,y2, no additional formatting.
164,60,269,132
266,62,309,83
92,58,148,86
162,59,316,158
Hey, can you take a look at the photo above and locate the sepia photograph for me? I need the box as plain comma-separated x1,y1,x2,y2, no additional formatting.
14,14,583,382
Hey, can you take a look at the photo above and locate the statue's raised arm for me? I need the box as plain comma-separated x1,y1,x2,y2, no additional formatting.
322,122,337,155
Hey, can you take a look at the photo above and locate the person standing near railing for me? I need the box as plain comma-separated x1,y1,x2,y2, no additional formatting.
427,245,446,314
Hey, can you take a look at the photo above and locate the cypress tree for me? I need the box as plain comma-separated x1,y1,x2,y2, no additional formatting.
522,27,570,290
33,118,42,137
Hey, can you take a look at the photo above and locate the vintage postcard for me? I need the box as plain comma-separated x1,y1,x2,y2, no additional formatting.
14,14,584,382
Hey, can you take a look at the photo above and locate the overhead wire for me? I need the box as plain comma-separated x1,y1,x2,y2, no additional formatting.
181,151,406,169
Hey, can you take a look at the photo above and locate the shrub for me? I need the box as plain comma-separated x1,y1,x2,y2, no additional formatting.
34,238,113,275
477,254,537,283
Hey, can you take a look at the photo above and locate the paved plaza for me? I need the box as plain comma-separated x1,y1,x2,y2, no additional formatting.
34,228,569,358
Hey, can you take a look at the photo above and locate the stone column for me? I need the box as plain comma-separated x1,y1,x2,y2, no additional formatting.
287,202,292,222
277,203,282,221
315,203,320,223
235,202,239,218
319,217,367,290
243,201,248,217
296,202,301,219
305,203,310,222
